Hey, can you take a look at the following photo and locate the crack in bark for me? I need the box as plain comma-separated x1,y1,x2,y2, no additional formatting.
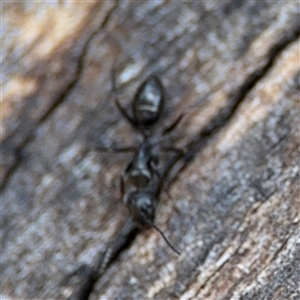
224,227,298,300
0,2,119,191
194,247,242,299
61,220,139,300
181,223,297,300
178,26,300,175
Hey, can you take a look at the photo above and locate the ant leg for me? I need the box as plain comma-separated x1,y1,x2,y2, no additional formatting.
149,157,173,200
88,145,136,154
161,146,184,157
150,161,173,200
124,161,133,174
162,113,184,135
111,145,136,153
159,146,185,192
119,176,125,200
115,96,138,129
111,67,139,129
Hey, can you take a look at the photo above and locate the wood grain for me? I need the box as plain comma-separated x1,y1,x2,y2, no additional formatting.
1,1,299,299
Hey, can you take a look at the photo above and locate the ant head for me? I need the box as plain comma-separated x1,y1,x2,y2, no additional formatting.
133,76,164,127
126,191,181,255
126,191,157,227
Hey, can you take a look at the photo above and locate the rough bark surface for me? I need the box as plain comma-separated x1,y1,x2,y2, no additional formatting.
1,1,299,300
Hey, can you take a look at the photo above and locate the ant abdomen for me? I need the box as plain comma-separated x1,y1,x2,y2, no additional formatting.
133,76,164,127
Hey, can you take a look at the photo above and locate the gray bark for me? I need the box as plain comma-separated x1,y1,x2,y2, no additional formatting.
1,1,299,300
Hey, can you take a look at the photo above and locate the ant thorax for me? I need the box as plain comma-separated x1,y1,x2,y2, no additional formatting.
126,141,153,188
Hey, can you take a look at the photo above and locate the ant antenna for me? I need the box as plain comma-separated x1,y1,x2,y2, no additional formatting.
146,220,181,255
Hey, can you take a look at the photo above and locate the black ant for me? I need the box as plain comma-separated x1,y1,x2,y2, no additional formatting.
60,72,183,299
103,71,183,257
112,71,183,254
120,137,185,188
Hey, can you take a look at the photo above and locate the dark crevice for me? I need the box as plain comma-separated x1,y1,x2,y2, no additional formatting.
178,25,300,174
65,225,139,300
1,141,28,191
37,2,118,125
0,2,119,191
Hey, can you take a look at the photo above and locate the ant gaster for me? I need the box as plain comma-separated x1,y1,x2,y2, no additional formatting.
113,72,164,135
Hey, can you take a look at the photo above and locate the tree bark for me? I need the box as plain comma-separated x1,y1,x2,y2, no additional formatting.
1,1,299,300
